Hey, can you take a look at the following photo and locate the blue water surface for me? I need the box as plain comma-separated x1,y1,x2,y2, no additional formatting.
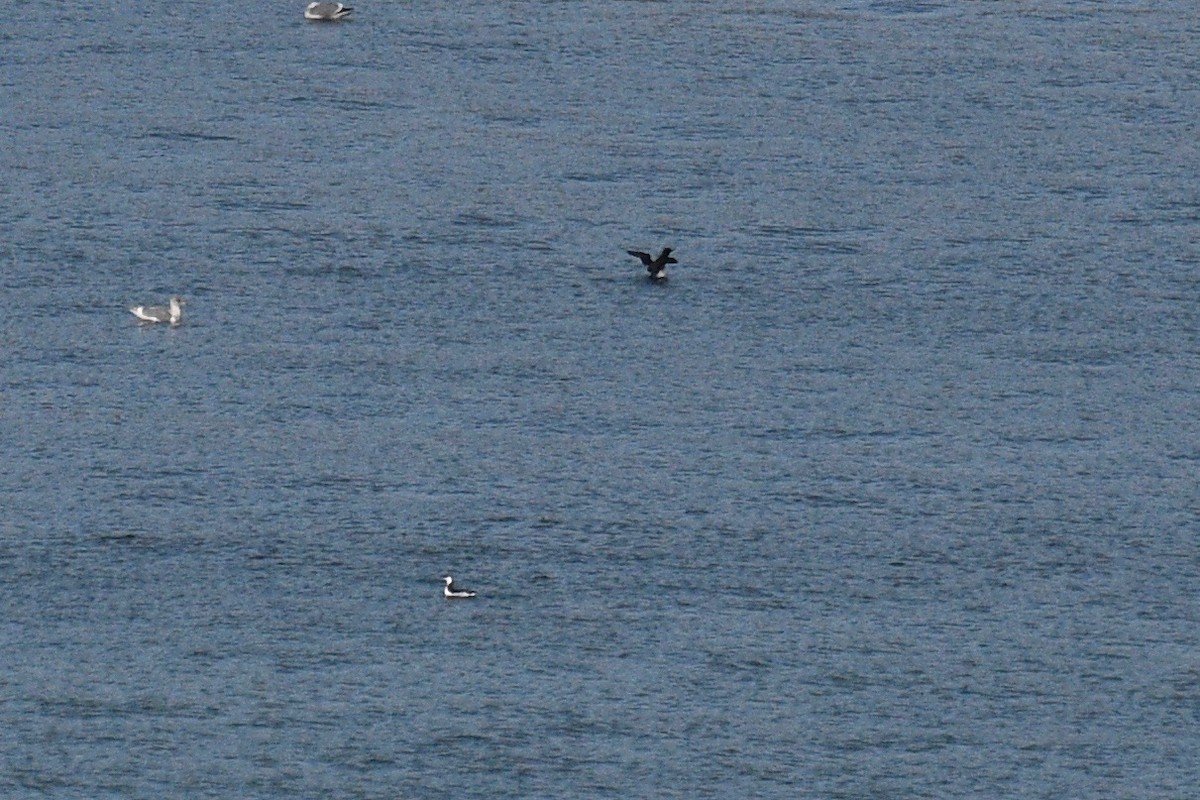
2,2,1198,798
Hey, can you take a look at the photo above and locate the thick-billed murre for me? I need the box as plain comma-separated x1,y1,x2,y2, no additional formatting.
443,575,477,599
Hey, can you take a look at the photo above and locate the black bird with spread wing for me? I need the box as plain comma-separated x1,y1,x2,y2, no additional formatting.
627,247,678,280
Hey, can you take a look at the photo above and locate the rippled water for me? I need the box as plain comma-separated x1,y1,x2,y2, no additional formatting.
2,2,1198,797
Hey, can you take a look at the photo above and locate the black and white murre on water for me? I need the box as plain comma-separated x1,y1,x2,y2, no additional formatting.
443,575,477,599
627,247,678,280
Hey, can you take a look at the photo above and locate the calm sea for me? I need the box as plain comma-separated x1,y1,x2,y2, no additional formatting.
2,1,1198,797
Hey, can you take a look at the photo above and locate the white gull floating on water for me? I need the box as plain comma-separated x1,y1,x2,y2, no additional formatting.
443,576,477,599
304,2,352,20
129,296,185,325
